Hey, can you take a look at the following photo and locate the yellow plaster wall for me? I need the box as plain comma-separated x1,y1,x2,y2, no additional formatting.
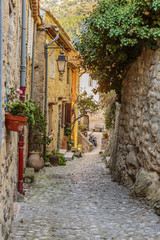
45,12,72,151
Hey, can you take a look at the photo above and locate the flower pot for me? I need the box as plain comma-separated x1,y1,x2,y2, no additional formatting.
5,112,28,132
49,155,60,166
28,152,44,172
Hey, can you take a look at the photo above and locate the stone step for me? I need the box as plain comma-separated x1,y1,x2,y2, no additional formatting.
59,149,67,155
64,152,74,161
74,152,82,158
23,167,35,183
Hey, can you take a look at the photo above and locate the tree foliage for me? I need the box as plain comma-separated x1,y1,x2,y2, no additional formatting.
76,0,160,99
40,0,98,41
71,91,100,127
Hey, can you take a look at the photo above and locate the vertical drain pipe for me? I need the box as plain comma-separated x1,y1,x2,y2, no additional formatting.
31,21,36,100
18,0,26,195
0,0,3,150
28,20,36,156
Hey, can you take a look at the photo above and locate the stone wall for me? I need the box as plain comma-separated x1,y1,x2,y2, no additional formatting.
78,131,93,153
0,1,33,239
0,2,22,239
111,47,160,214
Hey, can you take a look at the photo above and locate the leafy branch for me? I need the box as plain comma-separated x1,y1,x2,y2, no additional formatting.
76,0,160,99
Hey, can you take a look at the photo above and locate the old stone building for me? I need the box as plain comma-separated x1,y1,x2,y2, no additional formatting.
0,1,39,239
33,8,80,151
110,46,160,214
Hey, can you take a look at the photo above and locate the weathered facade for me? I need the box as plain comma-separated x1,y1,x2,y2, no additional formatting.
0,2,80,238
0,1,39,239
34,8,80,151
110,46,160,214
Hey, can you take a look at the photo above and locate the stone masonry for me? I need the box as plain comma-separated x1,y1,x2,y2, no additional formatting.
0,1,37,239
0,2,22,239
110,47,160,214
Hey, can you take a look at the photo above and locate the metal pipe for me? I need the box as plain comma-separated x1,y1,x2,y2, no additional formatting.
20,0,26,88
31,21,37,100
43,28,59,154
0,0,3,149
18,0,26,195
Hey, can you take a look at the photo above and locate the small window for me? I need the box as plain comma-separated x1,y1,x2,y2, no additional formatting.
49,50,56,79
27,8,33,59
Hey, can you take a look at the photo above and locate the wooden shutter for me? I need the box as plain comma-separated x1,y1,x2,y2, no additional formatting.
27,8,33,58
65,103,71,125
61,103,65,127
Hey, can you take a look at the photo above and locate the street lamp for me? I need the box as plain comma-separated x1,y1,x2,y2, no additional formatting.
57,51,67,74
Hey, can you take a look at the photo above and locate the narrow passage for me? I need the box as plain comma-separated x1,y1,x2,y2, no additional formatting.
9,134,160,240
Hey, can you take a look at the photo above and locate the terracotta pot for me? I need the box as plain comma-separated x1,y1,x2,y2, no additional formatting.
62,138,67,149
5,112,28,132
28,152,44,172
49,155,60,166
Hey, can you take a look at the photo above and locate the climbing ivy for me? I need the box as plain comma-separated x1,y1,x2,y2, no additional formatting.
76,0,160,100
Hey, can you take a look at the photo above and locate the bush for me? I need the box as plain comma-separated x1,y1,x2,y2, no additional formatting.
105,106,115,130
78,124,87,132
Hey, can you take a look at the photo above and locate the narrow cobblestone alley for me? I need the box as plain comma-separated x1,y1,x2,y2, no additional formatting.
8,133,160,240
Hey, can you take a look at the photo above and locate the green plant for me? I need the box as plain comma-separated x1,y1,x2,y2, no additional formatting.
105,106,116,130
29,105,52,151
78,124,87,132
76,0,160,99
77,144,82,148
6,100,36,125
64,124,74,150
45,151,66,166
6,88,36,125
64,124,72,138
103,132,109,138
71,91,100,128
6,88,52,151
57,153,67,166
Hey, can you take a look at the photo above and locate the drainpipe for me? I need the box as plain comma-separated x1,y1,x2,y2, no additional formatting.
43,28,59,155
28,21,36,156
31,21,36,100
19,0,26,195
0,0,3,150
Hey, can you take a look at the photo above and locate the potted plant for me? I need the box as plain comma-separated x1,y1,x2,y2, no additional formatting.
5,88,52,171
27,106,52,171
5,112,28,132
46,150,66,166
5,88,36,132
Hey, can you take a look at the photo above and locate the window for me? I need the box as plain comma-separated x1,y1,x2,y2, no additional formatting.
49,50,56,79
27,8,33,59
61,103,66,127
65,103,72,125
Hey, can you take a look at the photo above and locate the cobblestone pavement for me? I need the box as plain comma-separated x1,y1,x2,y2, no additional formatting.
8,133,160,240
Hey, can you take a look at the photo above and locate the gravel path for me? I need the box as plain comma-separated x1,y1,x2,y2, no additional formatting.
8,133,160,240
